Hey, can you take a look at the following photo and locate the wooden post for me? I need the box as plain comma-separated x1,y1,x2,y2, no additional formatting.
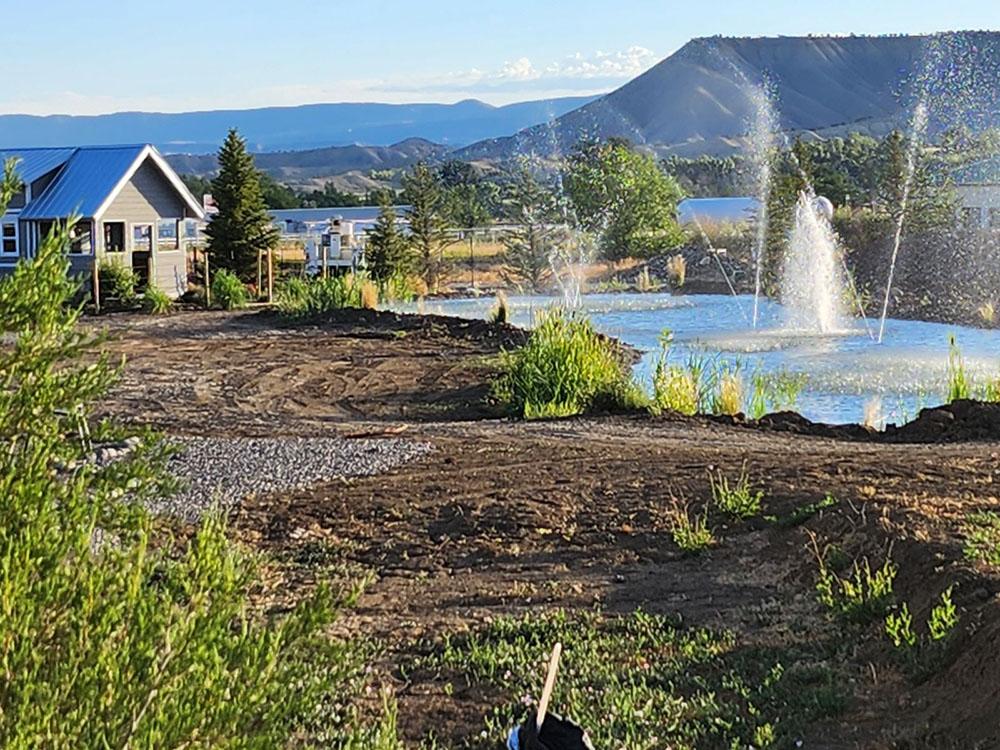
267,249,274,303
92,256,101,313
204,250,211,308
469,231,476,289
322,242,329,279
257,249,263,297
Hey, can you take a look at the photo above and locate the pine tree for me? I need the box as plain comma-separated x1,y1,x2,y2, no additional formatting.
205,129,279,280
501,167,561,292
365,198,410,281
402,162,452,290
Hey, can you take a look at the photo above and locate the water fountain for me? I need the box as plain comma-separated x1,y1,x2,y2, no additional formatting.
745,82,778,329
779,192,849,333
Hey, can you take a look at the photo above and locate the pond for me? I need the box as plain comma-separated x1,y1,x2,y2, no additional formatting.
400,293,1000,425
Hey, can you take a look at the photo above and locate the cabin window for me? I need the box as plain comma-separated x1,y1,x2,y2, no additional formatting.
133,224,152,252
184,219,200,241
157,219,179,250
69,223,92,254
104,222,126,253
1,222,16,255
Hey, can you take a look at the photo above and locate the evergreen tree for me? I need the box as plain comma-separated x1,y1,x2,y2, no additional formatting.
402,162,452,290
365,198,411,282
205,129,279,280
501,167,561,292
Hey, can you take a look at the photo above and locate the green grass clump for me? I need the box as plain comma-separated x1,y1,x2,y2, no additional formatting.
276,274,369,317
962,511,1000,565
415,609,846,749
211,268,249,310
747,371,808,419
947,335,971,402
141,284,173,315
816,556,897,624
710,463,764,519
493,309,644,419
766,494,838,528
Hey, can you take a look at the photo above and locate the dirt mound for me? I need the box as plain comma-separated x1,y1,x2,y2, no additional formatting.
884,400,1000,443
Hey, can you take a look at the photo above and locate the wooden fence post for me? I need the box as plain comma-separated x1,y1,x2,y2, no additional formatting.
204,250,211,309
267,249,274,303
92,257,101,313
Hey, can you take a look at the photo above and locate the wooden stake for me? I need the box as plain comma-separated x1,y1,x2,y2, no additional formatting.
257,248,263,296
536,642,562,731
92,256,101,314
322,242,329,279
267,249,274,303
204,250,211,308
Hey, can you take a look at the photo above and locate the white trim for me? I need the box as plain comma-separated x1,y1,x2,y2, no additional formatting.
0,216,18,258
92,145,206,223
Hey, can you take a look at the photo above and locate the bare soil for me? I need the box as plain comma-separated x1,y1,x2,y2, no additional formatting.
94,309,1000,749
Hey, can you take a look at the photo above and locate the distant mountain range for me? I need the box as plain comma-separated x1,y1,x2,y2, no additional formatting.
459,32,1000,159
0,97,597,153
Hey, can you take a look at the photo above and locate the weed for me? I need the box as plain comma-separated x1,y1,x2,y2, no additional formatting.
947,335,971,402
710,463,763,519
928,586,959,642
669,503,715,553
636,266,659,292
360,279,379,309
713,369,745,416
963,511,1000,565
489,292,509,325
141,284,173,315
747,371,808,419
815,553,896,624
211,268,249,310
885,603,917,649
979,301,996,327
493,309,644,419
666,253,687,287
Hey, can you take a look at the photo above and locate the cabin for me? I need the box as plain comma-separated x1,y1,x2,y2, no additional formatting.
952,157,1000,230
0,145,205,298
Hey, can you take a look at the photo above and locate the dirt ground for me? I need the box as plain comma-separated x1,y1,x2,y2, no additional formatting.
94,310,1000,749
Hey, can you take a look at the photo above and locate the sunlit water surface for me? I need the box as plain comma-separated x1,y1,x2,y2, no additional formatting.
396,293,1000,425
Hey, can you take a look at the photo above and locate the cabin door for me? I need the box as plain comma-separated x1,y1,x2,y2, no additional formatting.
131,224,153,286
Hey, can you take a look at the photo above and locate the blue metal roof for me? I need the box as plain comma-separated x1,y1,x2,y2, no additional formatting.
20,146,147,220
0,147,76,185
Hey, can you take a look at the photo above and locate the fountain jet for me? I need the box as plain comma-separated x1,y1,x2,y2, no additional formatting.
780,192,848,333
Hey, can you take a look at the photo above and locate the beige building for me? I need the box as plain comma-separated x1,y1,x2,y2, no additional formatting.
953,157,1000,230
0,145,205,298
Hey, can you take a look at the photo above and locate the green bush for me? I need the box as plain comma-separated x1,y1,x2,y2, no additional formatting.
493,309,644,419
211,268,249,310
100,259,140,306
276,274,368,318
142,284,173,315
0,223,395,747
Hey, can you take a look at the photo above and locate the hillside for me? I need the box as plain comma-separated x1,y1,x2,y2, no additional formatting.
0,96,597,153
166,138,449,184
460,32,1000,159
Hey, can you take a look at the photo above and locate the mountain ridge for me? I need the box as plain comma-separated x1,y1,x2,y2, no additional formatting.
0,96,598,153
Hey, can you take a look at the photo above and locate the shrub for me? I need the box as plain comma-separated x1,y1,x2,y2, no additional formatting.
493,309,643,419
275,274,369,318
142,284,173,315
100,259,139,306
0,226,390,746
211,268,249,310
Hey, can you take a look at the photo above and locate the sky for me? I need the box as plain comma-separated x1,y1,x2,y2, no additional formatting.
1,0,998,116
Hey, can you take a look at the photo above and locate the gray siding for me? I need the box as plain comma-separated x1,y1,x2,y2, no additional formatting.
100,157,190,299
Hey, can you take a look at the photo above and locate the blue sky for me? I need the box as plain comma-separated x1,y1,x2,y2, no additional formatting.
2,0,998,115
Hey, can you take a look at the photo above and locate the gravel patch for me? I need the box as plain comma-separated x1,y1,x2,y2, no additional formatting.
156,436,433,522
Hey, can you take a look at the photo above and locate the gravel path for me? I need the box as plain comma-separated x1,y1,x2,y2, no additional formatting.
155,436,433,522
